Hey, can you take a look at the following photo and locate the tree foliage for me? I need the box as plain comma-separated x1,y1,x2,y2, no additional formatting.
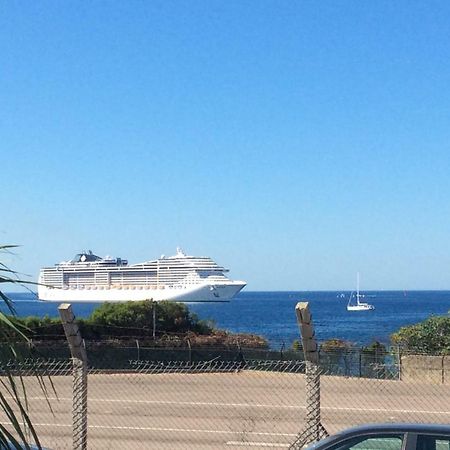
360,341,387,378
391,316,450,354
0,300,214,342
361,340,387,356
320,338,349,352
89,300,212,335
319,339,351,375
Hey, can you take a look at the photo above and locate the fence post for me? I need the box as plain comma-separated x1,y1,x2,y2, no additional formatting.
152,302,156,340
59,303,88,450
359,350,362,377
187,338,192,364
289,302,328,449
397,346,402,381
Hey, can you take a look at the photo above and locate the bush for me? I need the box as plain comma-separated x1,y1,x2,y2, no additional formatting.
320,339,352,375
89,300,212,334
0,300,219,343
391,316,450,354
361,341,387,378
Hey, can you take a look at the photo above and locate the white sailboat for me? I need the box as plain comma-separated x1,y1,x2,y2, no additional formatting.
347,273,375,311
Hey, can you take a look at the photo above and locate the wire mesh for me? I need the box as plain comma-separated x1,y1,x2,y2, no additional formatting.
0,359,73,450
319,349,450,432
0,346,450,449
86,358,306,449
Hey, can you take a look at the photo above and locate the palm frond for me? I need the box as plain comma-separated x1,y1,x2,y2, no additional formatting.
0,245,47,449
0,291,16,316
0,312,27,340
0,422,24,450
4,372,40,450
0,389,32,449
0,246,20,252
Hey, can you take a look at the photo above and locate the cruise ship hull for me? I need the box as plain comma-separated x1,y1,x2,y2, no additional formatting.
38,281,246,303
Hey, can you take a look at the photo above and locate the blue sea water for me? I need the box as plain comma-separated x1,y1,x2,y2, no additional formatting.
4,291,450,348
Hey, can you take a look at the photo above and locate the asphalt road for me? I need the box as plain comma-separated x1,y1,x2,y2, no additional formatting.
2,371,450,449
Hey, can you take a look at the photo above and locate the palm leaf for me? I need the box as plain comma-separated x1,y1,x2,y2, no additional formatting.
0,291,16,316
0,312,27,341
0,245,48,449
0,389,32,449
0,422,24,449
4,372,41,449
0,246,19,252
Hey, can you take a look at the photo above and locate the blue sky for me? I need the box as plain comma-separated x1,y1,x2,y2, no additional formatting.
2,1,450,290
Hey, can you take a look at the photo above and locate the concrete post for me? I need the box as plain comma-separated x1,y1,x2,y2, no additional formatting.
59,303,88,450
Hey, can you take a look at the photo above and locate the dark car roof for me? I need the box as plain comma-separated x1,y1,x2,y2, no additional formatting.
305,423,450,450
338,423,450,435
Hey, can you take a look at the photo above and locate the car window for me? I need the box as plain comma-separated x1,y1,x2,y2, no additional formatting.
416,435,450,450
331,435,404,450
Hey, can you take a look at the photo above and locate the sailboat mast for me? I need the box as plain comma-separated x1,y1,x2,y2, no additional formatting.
356,272,360,304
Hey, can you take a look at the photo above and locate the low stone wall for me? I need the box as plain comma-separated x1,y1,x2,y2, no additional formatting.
443,356,450,384
401,355,446,384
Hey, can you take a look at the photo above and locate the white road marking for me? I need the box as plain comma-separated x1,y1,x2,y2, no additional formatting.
323,406,450,415
21,396,450,416
88,425,295,437
24,396,303,409
0,421,295,437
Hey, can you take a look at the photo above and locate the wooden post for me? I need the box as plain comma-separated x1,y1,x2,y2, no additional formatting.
295,302,319,364
59,303,88,450
289,302,328,449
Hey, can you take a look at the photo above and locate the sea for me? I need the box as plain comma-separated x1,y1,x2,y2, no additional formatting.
3,291,450,349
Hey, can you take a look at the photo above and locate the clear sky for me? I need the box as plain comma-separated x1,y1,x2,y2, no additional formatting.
2,1,450,291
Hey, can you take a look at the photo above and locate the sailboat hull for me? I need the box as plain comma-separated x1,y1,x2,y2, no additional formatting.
347,304,375,311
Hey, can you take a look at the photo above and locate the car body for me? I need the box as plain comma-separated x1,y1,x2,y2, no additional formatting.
304,423,450,450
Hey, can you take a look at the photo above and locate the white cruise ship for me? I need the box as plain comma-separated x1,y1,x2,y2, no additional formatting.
38,248,246,303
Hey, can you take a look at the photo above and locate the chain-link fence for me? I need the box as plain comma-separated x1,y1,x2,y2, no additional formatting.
0,359,73,450
1,345,450,449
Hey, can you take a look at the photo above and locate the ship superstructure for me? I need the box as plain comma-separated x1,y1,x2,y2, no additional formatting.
38,248,246,302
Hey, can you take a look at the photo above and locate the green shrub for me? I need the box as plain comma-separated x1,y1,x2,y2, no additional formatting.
391,316,450,354
0,300,215,342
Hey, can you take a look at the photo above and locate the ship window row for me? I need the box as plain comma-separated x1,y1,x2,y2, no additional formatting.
59,273,202,281
46,265,224,274
51,267,223,274
44,272,226,282
45,278,229,289
42,274,63,282
43,271,228,287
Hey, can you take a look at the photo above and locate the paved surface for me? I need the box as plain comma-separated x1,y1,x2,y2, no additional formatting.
2,371,450,449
